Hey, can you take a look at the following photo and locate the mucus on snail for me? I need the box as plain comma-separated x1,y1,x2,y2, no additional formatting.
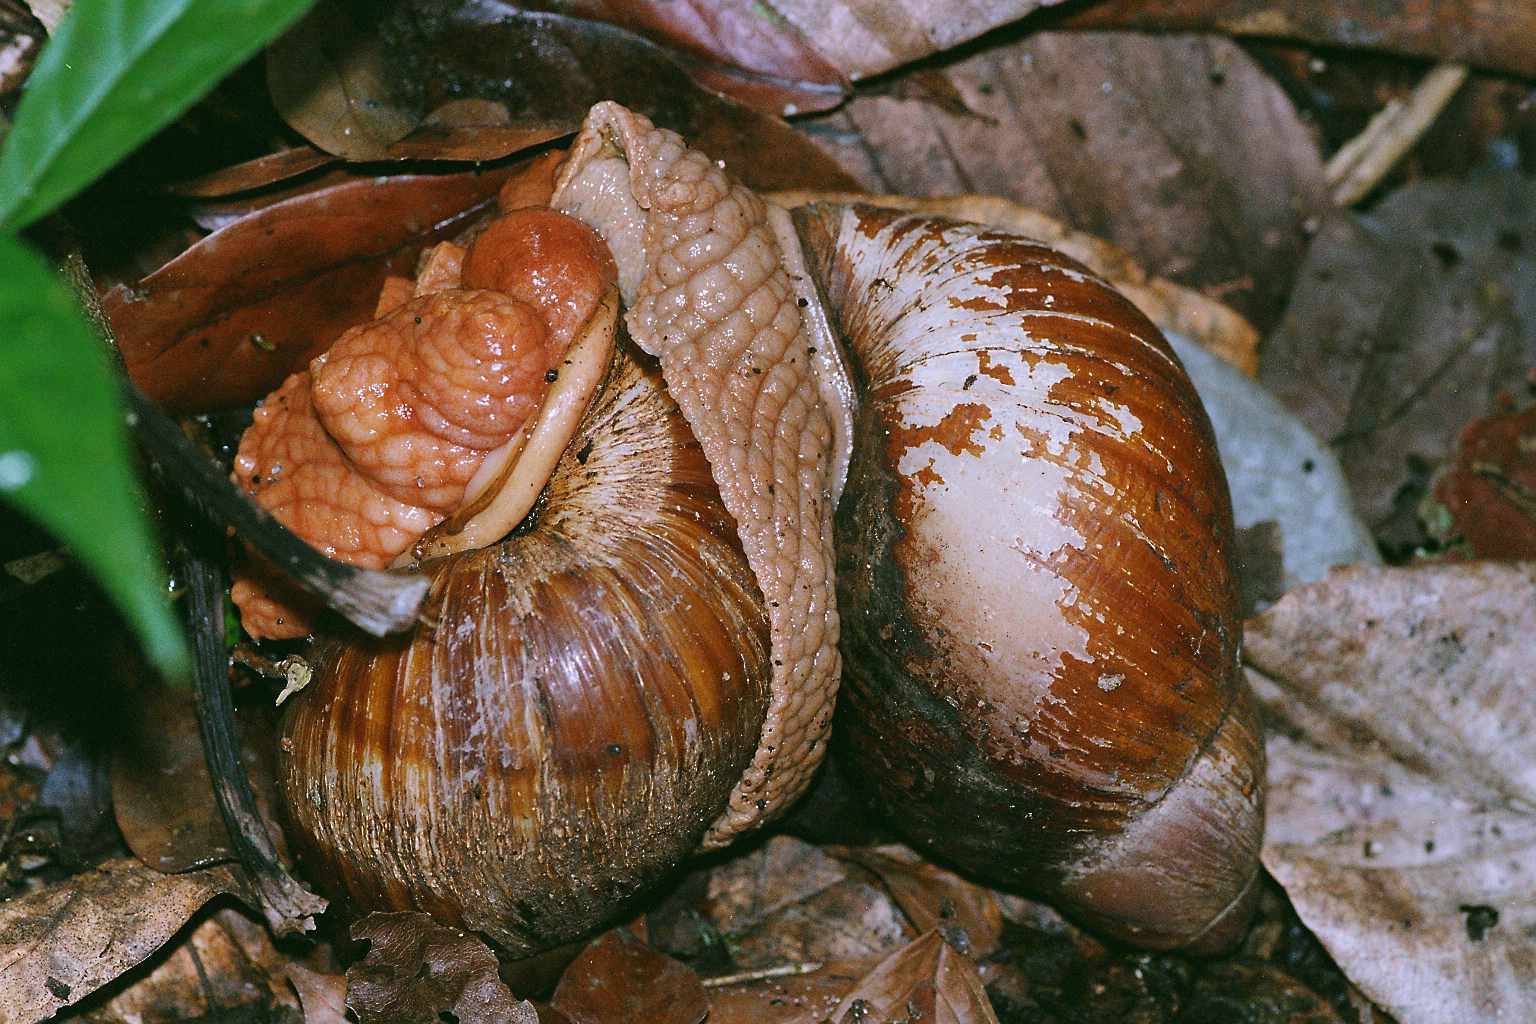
269,101,1263,960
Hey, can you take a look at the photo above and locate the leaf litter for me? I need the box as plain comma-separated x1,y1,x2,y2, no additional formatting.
7,3,1536,1022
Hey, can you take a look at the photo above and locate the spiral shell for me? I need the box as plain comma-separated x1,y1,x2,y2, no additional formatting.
795,200,1263,951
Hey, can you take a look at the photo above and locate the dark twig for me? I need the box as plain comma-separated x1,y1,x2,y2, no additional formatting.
123,379,429,637
184,538,327,937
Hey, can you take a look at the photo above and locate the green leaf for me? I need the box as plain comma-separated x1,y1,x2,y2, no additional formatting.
0,236,190,680
0,0,315,232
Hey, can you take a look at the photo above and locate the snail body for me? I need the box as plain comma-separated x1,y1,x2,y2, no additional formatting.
274,102,1262,958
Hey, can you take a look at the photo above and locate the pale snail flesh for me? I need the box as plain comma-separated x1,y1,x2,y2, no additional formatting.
276,100,1263,958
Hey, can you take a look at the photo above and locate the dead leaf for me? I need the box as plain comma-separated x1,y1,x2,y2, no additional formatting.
1059,0,1536,81
703,961,871,1024
347,911,538,1024
267,0,422,161
1261,170,1536,549
834,845,1005,959
704,836,910,970
0,859,238,1023
88,906,305,1022
801,31,1327,329
288,961,353,1024
1249,561,1536,1022
107,162,517,414
516,0,850,115
766,0,1068,82
110,683,283,874
549,930,709,1024
1434,398,1536,558
169,146,338,199
821,930,1001,1024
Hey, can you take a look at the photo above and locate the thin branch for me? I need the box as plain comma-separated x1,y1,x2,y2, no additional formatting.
123,379,429,637
184,538,327,937
1327,63,1469,207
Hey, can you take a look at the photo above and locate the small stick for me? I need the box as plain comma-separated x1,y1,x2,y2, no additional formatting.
184,539,327,936
700,962,825,988
123,380,429,637
1327,62,1469,207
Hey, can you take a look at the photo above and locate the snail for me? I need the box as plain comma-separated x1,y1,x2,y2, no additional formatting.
269,101,1263,959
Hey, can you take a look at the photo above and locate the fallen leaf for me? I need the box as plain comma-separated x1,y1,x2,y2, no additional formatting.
1249,561,1536,1022
347,911,538,1024
287,961,353,1024
704,836,910,970
834,845,1005,959
821,930,1001,1024
1261,170,1536,549
267,0,422,161
110,682,284,874
0,859,238,1023
516,0,850,115
89,906,304,1022
801,31,1327,329
1434,398,1536,558
1059,0,1536,81
106,162,517,414
549,930,709,1024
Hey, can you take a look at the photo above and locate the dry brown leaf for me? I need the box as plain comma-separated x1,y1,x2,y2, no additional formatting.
704,961,873,1024
347,911,538,1024
801,31,1327,330
1261,170,1536,549
1249,561,1536,1022
704,836,910,971
834,845,1005,959
287,961,352,1024
1061,0,1536,80
107,163,515,414
549,930,709,1024
820,930,1001,1024
88,906,304,1021
0,859,238,1023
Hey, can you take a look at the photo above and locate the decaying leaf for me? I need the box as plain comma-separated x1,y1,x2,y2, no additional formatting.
1262,170,1536,550
822,930,1001,1024
801,30,1327,329
287,961,352,1024
703,836,910,970
0,859,238,1023
347,911,538,1024
549,930,709,1024
1250,561,1536,1023
834,845,1005,959
106,162,516,414
1434,398,1536,558
83,906,305,1022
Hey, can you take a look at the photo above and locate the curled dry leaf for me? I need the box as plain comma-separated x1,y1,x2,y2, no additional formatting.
106,162,516,413
1262,170,1536,549
801,31,1326,329
1434,398,1536,558
347,911,538,1024
549,931,709,1024
517,0,850,115
1249,561,1536,1023
0,859,238,1024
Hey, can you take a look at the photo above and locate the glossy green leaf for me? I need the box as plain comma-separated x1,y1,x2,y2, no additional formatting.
0,0,315,232
0,236,190,680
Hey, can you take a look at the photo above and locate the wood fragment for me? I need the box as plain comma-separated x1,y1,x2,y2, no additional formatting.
1326,63,1469,206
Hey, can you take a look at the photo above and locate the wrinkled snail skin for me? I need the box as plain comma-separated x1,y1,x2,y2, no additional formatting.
794,202,1263,952
279,343,772,957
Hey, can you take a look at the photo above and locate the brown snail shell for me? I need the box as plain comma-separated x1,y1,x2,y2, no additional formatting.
278,330,774,956
279,101,1262,959
793,201,1263,952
